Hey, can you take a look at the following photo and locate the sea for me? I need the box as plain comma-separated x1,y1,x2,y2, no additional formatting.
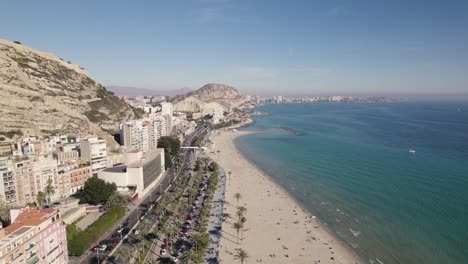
235,102,468,264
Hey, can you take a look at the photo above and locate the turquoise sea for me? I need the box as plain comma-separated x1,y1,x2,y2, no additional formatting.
235,102,468,264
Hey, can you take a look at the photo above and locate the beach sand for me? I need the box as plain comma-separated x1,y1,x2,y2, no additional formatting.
207,130,362,264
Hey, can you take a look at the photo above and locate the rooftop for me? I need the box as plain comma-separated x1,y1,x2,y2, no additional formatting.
128,148,164,168
1,208,58,248
5,208,57,233
102,165,127,173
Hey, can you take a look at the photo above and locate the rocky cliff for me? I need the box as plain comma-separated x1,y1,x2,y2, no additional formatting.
0,39,140,146
173,83,247,113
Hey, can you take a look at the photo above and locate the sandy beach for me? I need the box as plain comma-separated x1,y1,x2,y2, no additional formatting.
207,130,362,264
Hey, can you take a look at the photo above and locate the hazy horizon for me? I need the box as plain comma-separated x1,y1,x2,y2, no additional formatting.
107,84,468,101
2,0,468,94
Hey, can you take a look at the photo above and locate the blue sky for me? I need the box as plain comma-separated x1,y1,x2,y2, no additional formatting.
2,0,468,95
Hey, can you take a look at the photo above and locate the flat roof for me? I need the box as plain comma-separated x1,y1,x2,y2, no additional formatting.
128,148,163,168
102,165,127,173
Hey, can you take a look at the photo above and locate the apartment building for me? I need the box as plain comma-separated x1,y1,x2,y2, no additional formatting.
79,138,107,174
160,102,173,116
0,208,68,264
0,158,16,206
120,119,159,153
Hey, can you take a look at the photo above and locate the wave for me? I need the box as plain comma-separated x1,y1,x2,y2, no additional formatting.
349,228,361,237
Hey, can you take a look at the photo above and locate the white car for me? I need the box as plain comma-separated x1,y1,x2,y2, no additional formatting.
134,230,140,235
171,256,178,262
161,249,167,255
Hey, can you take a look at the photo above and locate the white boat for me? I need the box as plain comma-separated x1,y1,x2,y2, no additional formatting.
409,149,416,154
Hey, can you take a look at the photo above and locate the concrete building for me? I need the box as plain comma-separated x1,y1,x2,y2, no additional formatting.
0,208,68,264
79,137,107,174
53,150,79,163
98,148,165,198
57,161,92,196
120,119,159,153
161,102,173,116
12,158,37,206
148,114,173,137
0,158,16,206
34,156,59,202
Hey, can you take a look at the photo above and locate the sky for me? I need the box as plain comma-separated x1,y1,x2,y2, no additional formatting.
1,0,468,96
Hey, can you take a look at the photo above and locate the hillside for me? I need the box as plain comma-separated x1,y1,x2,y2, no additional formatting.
0,39,141,146
172,83,247,112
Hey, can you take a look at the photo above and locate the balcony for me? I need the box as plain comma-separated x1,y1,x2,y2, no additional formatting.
25,243,37,251
26,254,39,264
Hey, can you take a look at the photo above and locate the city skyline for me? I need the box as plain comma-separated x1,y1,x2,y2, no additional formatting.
2,0,468,95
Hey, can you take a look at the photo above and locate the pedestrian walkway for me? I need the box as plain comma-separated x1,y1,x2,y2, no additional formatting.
204,167,227,264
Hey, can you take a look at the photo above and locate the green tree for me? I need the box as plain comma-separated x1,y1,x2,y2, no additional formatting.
80,177,117,205
0,198,11,225
44,178,55,205
36,191,46,208
158,136,181,169
233,248,249,264
106,192,128,209
208,161,219,172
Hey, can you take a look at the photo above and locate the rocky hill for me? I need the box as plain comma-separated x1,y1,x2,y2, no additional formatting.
173,83,247,112
0,39,141,146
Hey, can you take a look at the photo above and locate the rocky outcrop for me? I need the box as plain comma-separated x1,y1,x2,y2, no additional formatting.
173,83,247,113
0,39,139,146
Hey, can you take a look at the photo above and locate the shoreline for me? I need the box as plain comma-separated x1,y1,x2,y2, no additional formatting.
207,129,363,264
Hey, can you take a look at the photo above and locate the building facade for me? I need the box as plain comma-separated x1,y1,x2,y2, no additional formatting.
120,119,159,153
160,102,173,116
79,138,107,174
0,208,68,264
98,148,165,198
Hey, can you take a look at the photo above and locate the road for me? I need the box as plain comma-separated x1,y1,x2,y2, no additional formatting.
75,125,208,264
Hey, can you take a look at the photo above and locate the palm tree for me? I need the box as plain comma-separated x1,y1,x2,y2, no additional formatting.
237,206,247,220
114,247,132,262
233,248,249,264
180,250,197,264
240,216,247,240
234,192,242,208
44,178,55,205
232,222,242,244
36,191,46,208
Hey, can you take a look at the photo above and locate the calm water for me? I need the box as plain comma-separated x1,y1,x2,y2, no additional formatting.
235,102,468,264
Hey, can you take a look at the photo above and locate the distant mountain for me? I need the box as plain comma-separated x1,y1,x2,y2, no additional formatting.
0,39,140,145
172,83,247,112
107,86,192,97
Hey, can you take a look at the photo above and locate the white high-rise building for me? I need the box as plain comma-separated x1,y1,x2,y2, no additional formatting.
120,119,159,153
79,137,107,174
149,113,173,137
161,102,173,116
